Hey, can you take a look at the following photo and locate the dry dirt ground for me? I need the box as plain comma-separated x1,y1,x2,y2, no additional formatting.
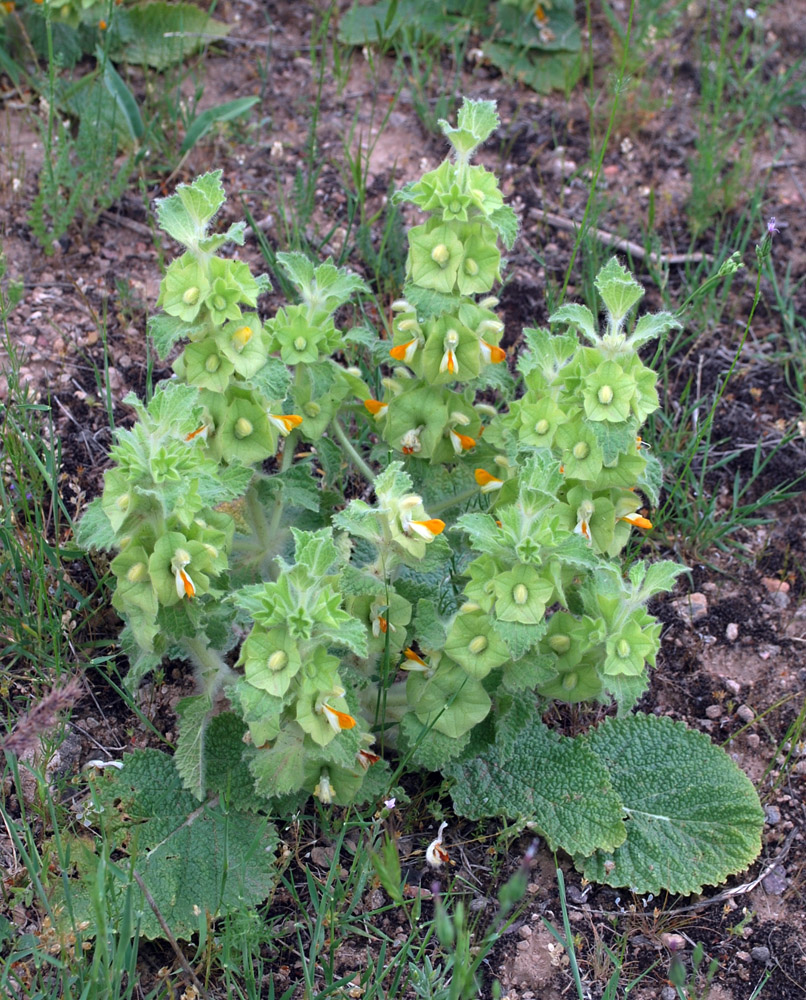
1,1,806,997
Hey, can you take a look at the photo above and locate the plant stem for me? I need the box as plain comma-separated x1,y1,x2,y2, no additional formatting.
330,418,376,483
182,635,235,691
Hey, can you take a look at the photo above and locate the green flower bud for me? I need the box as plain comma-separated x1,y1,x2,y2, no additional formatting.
268,650,288,671
561,672,578,691
598,385,614,405
535,418,549,435
205,354,221,373
573,441,590,460
294,336,307,351
304,402,321,417
617,638,631,657
464,258,479,276
549,634,572,654
513,583,529,605
116,493,131,511
126,562,148,584
431,244,451,267
212,293,227,311
234,417,253,439
468,635,488,654
183,286,200,305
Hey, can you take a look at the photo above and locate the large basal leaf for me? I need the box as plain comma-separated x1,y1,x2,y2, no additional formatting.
93,749,278,940
580,714,764,895
446,702,625,856
110,3,230,70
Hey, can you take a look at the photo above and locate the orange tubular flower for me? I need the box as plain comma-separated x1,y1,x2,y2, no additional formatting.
322,703,357,733
409,518,445,540
268,413,303,435
620,513,653,530
449,429,476,454
175,566,196,599
479,340,506,364
474,468,503,493
364,398,388,418
403,647,427,667
389,339,419,363
185,423,208,442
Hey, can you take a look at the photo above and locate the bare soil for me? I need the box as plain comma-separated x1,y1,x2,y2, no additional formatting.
1,1,805,997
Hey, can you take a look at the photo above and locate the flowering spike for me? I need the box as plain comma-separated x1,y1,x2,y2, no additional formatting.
480,340,506,364
474,468,503,492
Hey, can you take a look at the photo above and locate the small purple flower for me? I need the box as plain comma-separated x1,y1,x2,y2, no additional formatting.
767,217,780,235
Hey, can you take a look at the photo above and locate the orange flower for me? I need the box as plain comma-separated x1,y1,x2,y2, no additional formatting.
409,518,445,540
268,413,303,435
479,340,506,364
449,429,476,454
322,703,357,733
389,339,419,363
474,468,503,493
403,647,427,667
364,398,388,418
620,513,653,530
185,423,208,442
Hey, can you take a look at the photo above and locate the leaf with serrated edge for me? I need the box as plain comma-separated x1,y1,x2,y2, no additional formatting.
446,702,625,856
580,714,764,895
549,303,597,343
175,694,213,800
91,749,277,940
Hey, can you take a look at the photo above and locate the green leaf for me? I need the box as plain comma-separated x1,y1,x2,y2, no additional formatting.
75,498,116,551
109,2,230,71
446,701,625,856
549,303,597,343
439,98,499,159
401,282,458,321
247,725,306,797
91,749,278,940
180,97,259,156
147,314,192,360
487,204,520,250
398,712,472,770
99,51,144,142
595,258,644,325
630,311,682,349
413,598,448,650
175,694,213,800
156,170,225,250
580,714,764,895
204,714,267,811
246,357,291,401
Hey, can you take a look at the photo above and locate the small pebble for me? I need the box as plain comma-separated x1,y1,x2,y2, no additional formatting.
761,576,789,594
726,622,739,641
705,704,723,719
724,677,741,695
746,733,760,749
761,870,787,895
751,946,770,963
737,950,751,963
764,804,781,825
661,988,677,1000
670,591,709,624
737,704,755,723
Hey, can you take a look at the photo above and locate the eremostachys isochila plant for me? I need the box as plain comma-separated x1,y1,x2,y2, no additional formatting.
78,98,763,902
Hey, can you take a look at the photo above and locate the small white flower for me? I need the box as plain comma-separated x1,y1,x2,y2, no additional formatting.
426,821,450,867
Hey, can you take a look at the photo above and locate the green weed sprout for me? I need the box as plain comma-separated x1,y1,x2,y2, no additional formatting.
79,99,764,900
